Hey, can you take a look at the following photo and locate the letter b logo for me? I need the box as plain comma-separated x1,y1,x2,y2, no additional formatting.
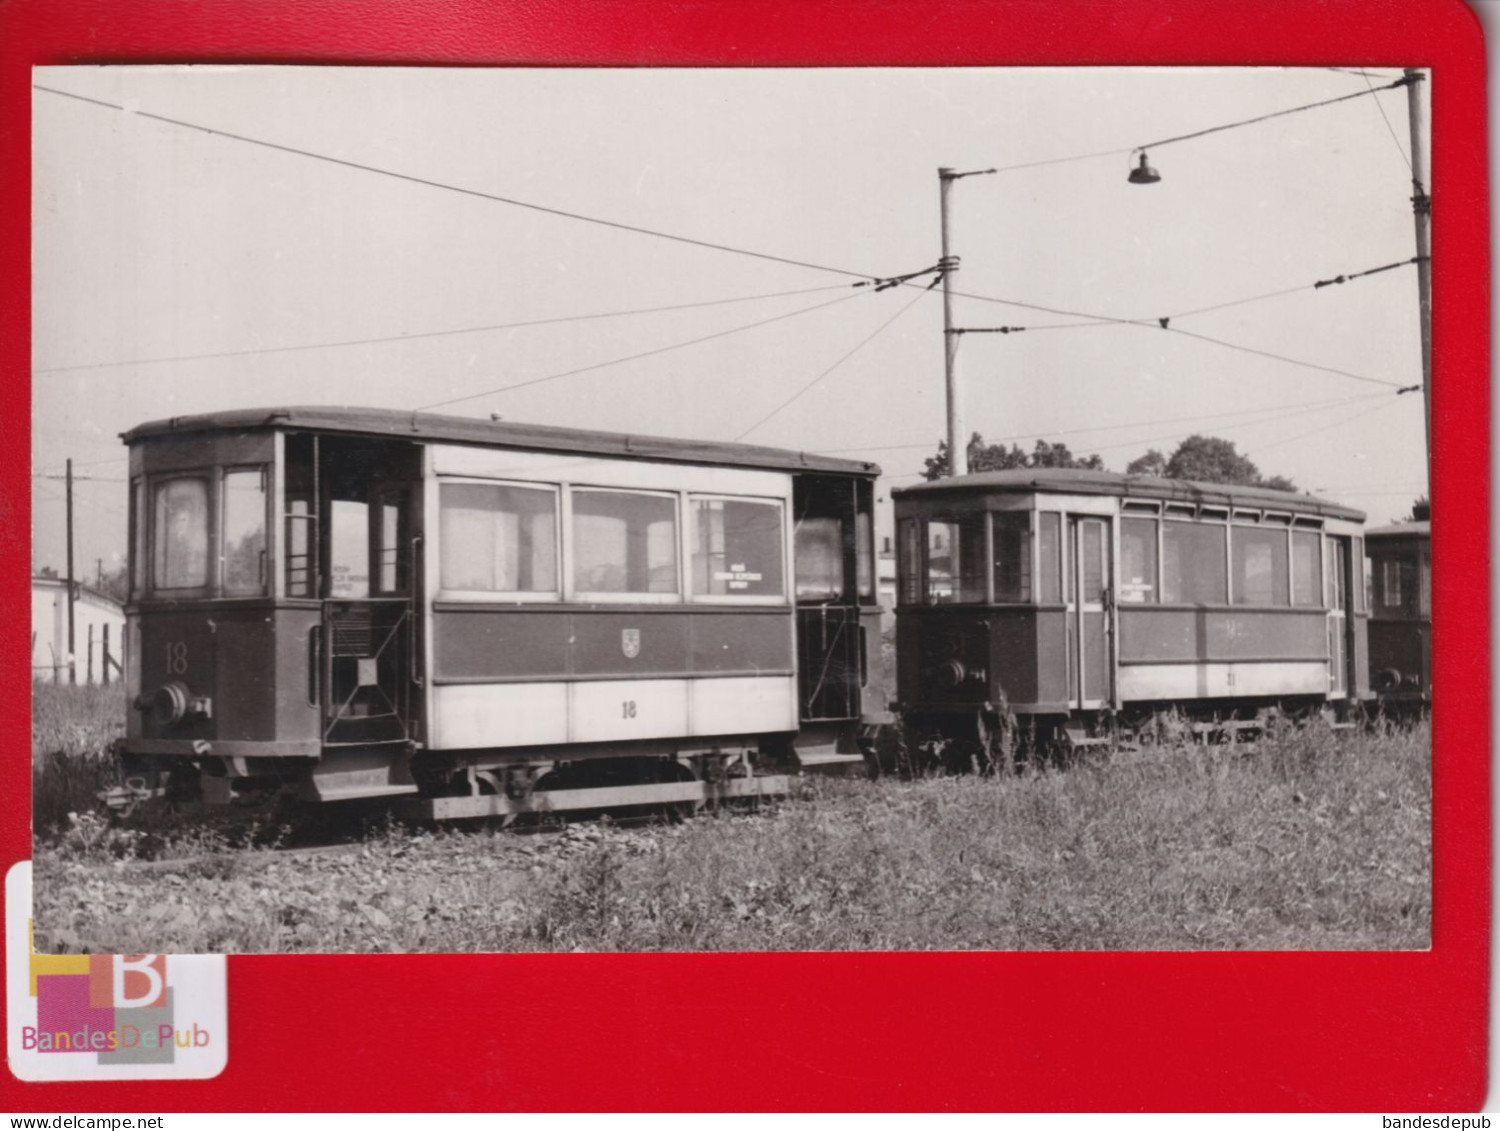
113,954,166,1008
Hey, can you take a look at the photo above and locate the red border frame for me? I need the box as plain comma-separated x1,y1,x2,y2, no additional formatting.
0,0,1488,1111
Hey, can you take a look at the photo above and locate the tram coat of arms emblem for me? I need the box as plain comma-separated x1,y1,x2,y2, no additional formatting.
621,628,641,659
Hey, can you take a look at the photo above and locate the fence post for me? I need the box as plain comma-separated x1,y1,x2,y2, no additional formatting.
103,623,111,686
87,622,94,685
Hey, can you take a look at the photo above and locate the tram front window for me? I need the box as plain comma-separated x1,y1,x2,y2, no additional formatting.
152,477,209,591
222,468,268,596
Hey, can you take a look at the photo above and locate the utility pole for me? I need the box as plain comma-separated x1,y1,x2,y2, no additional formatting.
938,166,996,478
1403,68,1433,499
65,458,75,685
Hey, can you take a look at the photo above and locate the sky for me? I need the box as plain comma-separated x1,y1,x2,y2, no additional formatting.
30,65,1430,579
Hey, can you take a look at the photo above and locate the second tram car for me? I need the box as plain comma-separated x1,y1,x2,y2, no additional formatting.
893,469,1371,758
111,407,885,817
1364,520,1431,712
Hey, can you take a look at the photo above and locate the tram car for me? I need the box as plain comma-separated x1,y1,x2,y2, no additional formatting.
1364,520,1431,712
110,406,884,818
892,468,1371,758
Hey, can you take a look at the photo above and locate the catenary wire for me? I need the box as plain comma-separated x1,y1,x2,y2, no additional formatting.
734,289,933,441
1363,71,1414,174
31,284,856,374
33,83,882,284
417,289,873,412
814,390,1389,454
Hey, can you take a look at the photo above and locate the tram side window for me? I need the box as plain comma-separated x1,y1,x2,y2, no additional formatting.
1161,521,1227,604
1291,530,1322,607
573,489,678,596
926,516,986,604
897,519,921,605
152,477,209,591
130,478,146,598
795,516,844,602
222,468,268,596
1037,512,1061,604
992,513,1032,602
1119,518,1158,604
1381,559,1403,609
1419,550,1431,617
329,500,371,598
1231,525,1288,606
440,482,558,594
692,497,785,598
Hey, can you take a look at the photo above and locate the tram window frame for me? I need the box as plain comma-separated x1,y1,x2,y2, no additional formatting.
220,465,270,598
437,478,561,601
924,514,988,605
1230,523,1290,607
150,474,212,595
1037,511,1062,605
129,477,146,599
991,511,1032,603
1382,558,1403,609
1160,519,1229,605
1419,549,1431,617
688,494,788,604
897,518,922,606
1119,517,1159,604
1291,529,1323,608
570,486,682,603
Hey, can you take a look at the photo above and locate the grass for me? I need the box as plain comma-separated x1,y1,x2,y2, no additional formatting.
31,711,1431,954
32,681,127,839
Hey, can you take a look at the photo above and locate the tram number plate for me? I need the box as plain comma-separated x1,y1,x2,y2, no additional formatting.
622,700,637,719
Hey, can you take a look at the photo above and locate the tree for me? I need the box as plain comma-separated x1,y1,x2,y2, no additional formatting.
1406,496,1430,521
36,565,58,580
1126,434,1297,492
1125,449,1167,477
923,433,1104,481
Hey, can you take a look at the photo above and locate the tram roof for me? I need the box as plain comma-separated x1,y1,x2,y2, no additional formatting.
1366,520,1430,540
894,467,1365,521
122,405,880,477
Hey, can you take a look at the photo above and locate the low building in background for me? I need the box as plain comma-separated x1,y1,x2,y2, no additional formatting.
31,576,125,685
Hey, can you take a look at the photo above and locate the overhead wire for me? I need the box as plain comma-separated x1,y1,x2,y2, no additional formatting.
31,283,857,374
1363,71,1414,174
33,83,882,285
734,288,933,441
814,390,1390,454
416,288,874,412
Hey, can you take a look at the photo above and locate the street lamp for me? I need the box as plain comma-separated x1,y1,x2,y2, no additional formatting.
1127,150,1162,184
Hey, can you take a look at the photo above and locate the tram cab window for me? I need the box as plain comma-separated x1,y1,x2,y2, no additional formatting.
221,467,268,596
1419,550,1431,617
1231,525,1289,606
1120,518,1158,604
152,477,209,591
1037,512,1062,604
795,517,844,602
1292,531,1322,607
130,478,146,598
992,513,1032,603
572,489,678,596
1161,521,1227,604
925,516,987,604
329,500,371,598
855,510,874,601
691,497,785,599
897,519,921,605
440,482,558,594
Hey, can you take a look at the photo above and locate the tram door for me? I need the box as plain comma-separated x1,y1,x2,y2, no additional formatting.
289,434,422,746
1067,516,1112,709
1326,536,1351,698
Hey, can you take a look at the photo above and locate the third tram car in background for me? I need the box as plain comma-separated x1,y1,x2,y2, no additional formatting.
112,407,884,817
1364,519,1431,713
893,469,1371,759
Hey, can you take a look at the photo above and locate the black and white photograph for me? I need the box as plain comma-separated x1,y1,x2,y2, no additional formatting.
31,64,1432,955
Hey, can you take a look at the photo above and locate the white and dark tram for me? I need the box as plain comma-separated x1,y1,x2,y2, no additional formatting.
112,407,885,818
